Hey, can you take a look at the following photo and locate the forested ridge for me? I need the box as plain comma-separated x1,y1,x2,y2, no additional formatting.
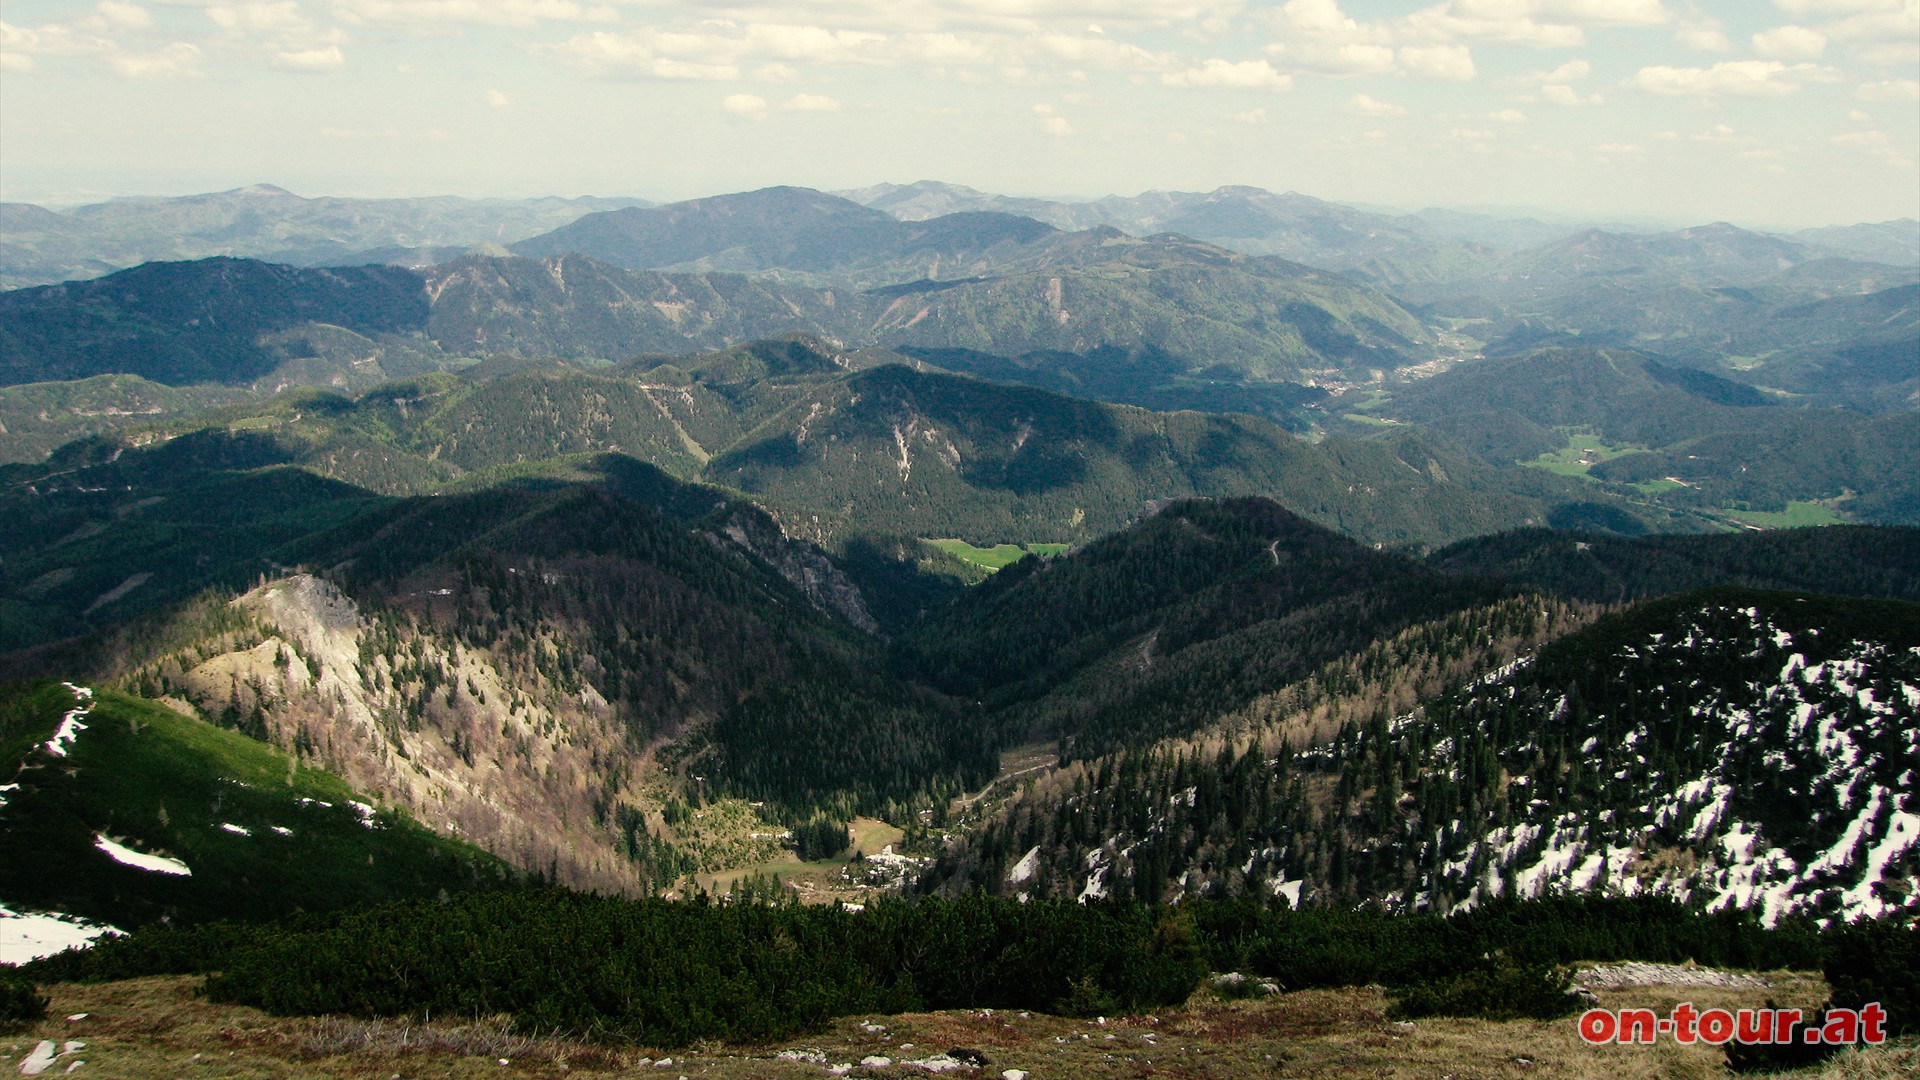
929,587,1919,926
898,497,1517,756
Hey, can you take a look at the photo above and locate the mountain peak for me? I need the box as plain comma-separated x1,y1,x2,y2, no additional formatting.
230,183,300,198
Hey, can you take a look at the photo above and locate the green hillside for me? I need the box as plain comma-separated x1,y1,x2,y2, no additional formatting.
0,258,431,386
703,363,1683,548
0,375,247,466
0,456,390,650
1377,344,1920,524
1382,345,1786,462
1590,410,1920,524
0,679,512,931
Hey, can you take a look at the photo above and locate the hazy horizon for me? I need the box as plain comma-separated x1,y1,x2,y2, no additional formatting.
13,177,1919,237
3,1,1917,231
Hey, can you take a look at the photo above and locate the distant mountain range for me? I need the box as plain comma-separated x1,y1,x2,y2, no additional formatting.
0,242,1431,406
8,183,1910,421
839,180,1918,276
0,184,650,289
1401,223,1918,367
10,181,1912,293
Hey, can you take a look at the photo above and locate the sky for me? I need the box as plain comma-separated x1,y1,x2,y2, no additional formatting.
1,1,1916,229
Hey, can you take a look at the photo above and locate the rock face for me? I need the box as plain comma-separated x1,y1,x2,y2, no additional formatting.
714,506,879,635
178,574,653,894
1574,962,1771,989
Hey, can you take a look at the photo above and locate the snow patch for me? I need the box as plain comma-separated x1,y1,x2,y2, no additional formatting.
0,905,123,965
43,684,94,758
1007,846,1042,885
93,833,191,876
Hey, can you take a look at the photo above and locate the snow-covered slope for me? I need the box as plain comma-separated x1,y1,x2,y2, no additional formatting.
929,589,1917,923
1401,592,1918,923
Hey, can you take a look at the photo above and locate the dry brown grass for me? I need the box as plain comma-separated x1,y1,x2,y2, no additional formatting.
3,972,1912,1079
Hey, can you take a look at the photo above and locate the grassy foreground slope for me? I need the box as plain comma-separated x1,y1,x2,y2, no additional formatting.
13,969,1910,1079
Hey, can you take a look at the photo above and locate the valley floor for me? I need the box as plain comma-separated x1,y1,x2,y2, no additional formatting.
6,972,1913,1079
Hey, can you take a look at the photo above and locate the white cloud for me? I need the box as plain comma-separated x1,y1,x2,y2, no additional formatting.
547,22,1053,81
1161,58,1292,90
1534,59,1589,82
1691,122,1754,143
1830,126,1914,164
737,24,886,62
1403,0,1672,48
1626,60,1830,97
1267,40,1396,74
273,43,343,70
1032,104,1075,134
1233,106,1268,122
0,51,34,72
1674,17,1733,52
1519,0,1671,25
541,31,739,79
1541,82,1602,105
110,41,202,78
670,0,1214,36
1490,107,1527,122
1819,2,1919,39
1406,11,1580,48
1856,77,1920,99
95,2,156,31
1399,44,1475,80
722,92,767,116
1275,0,1382,37
1508,58,1603,105
1032,32,1164,70
1345,92,1405,115
206,3,313,33
333,0,617,29
485,87,508,106
1752,25,1827,58
0,19,114,60
1773,1,1903,13
1265,1,1397,75
893,32,993,64
1820,1,1919,63
780,91,839,110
